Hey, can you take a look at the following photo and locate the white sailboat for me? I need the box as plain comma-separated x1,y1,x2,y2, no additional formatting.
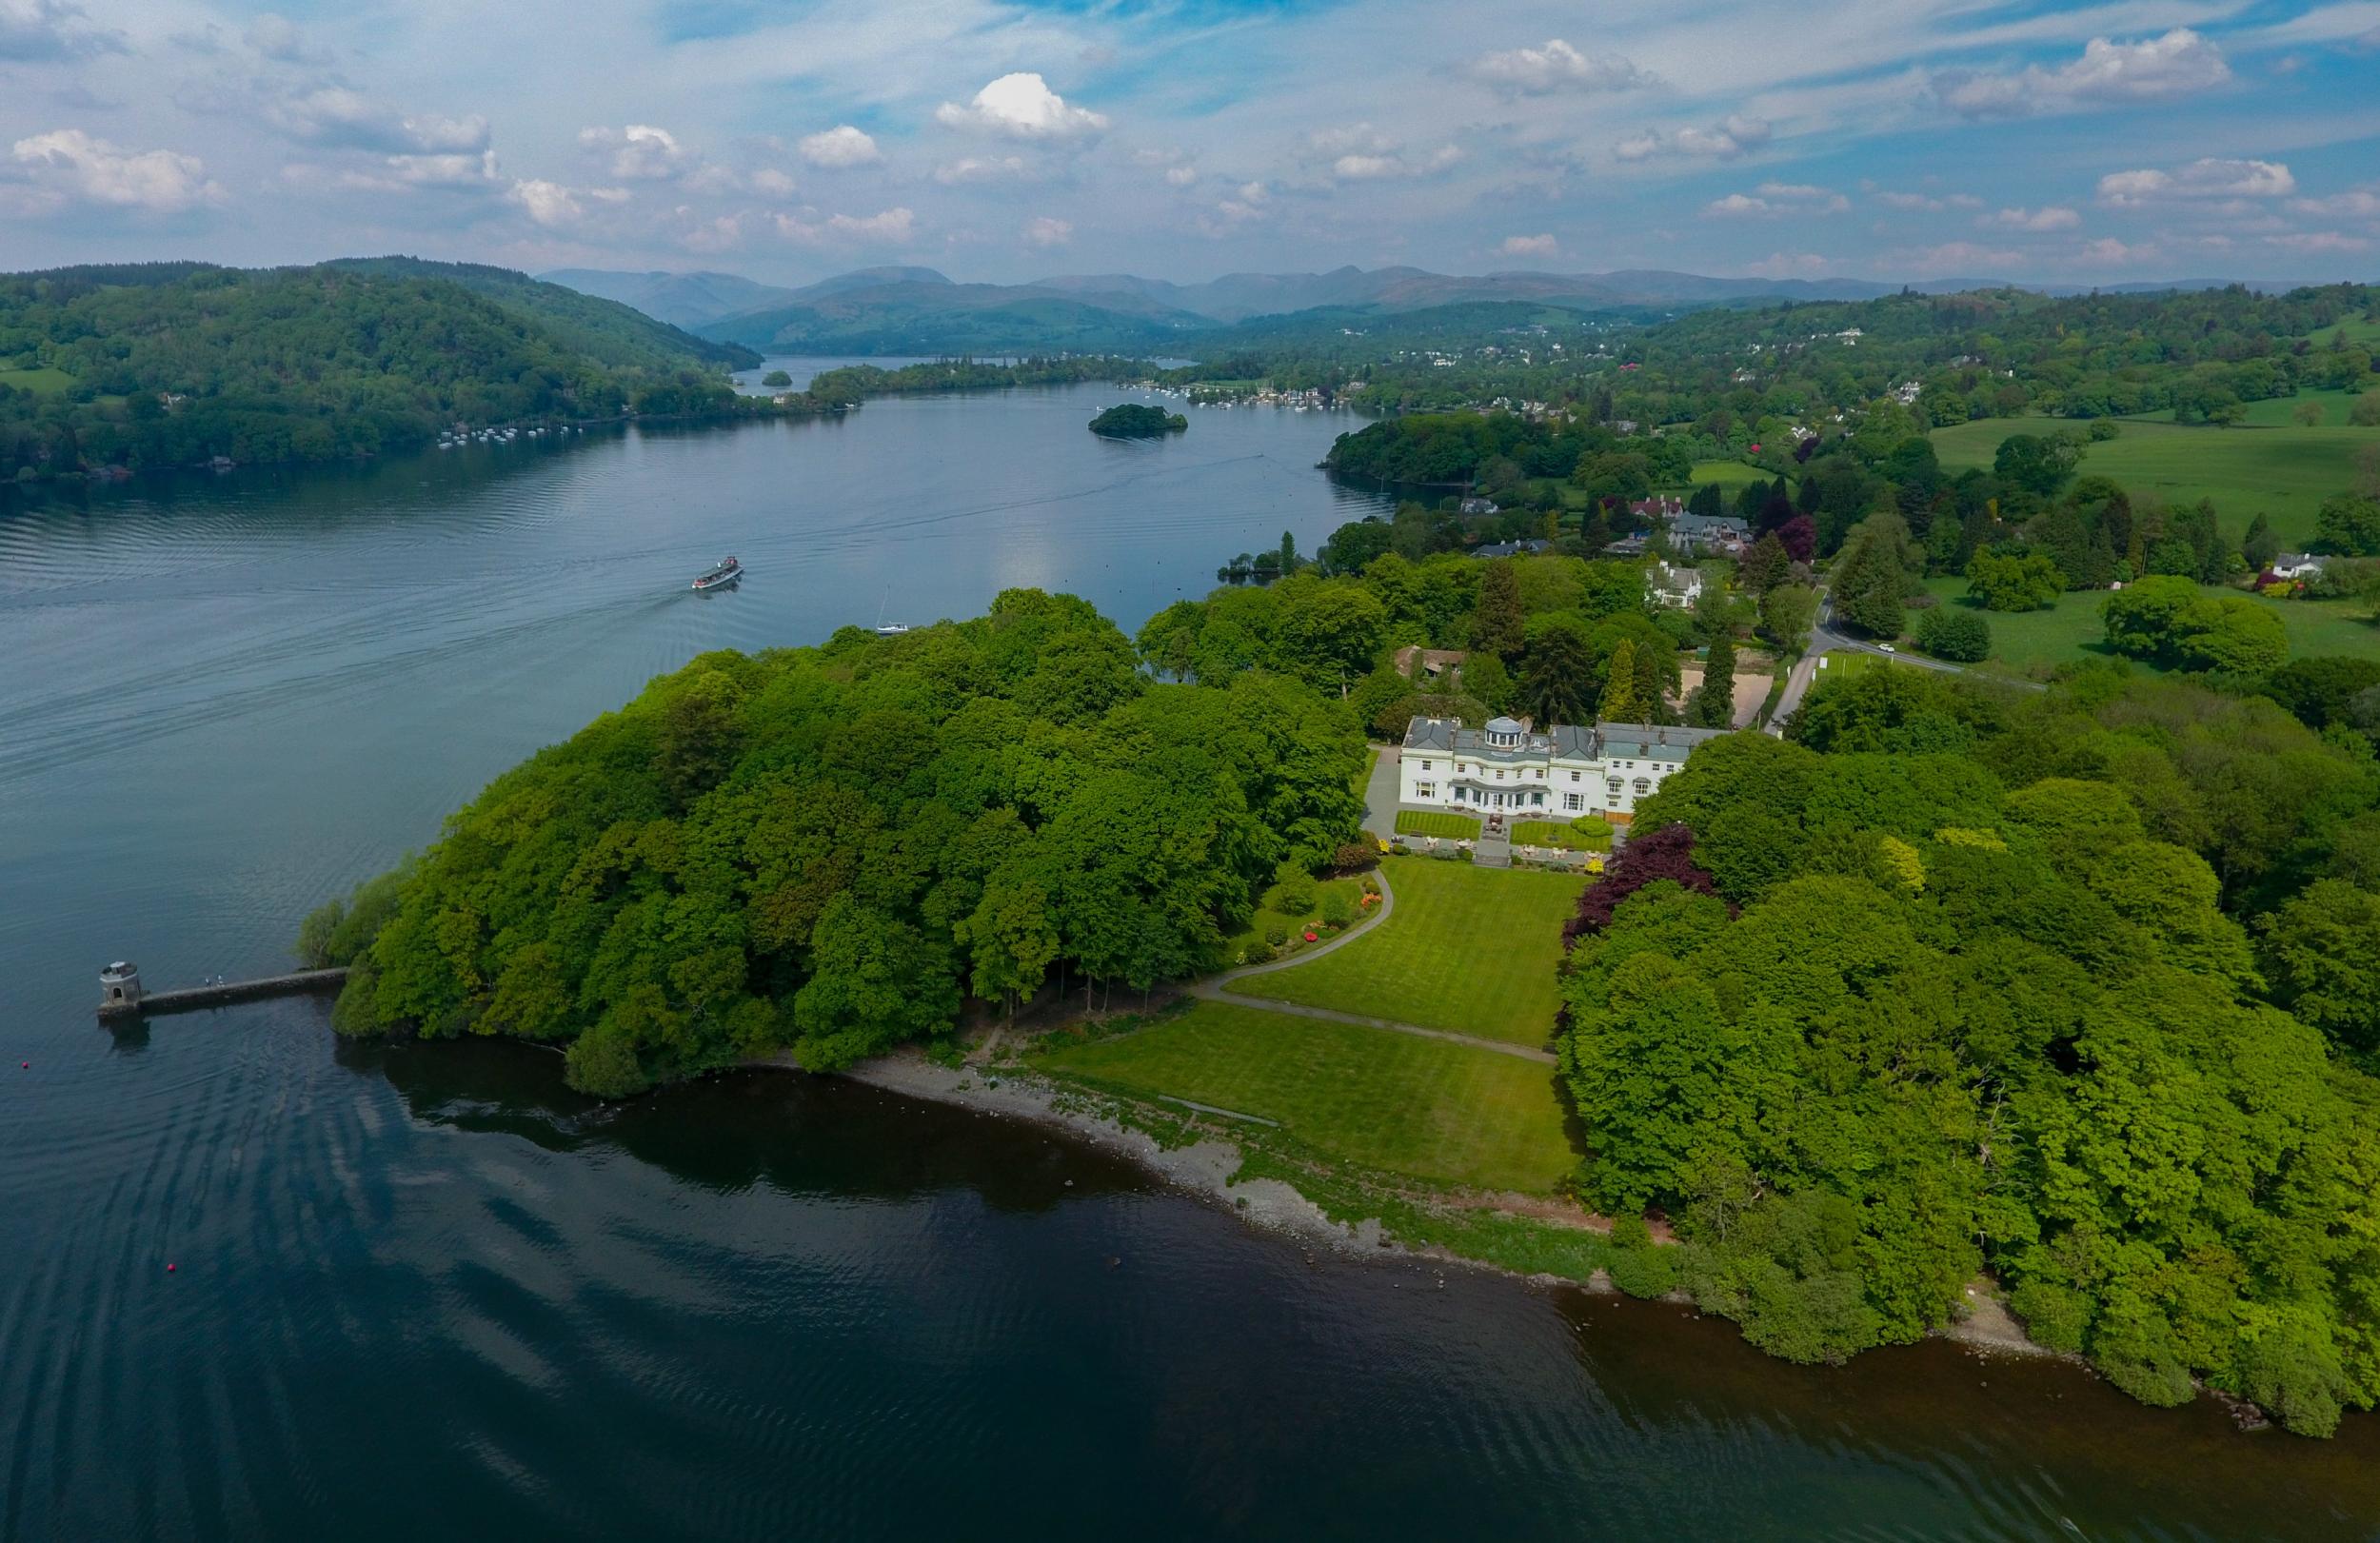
872,587,909,636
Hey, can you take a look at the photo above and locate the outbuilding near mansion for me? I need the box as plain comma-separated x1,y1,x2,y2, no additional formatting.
1397,714,1728,821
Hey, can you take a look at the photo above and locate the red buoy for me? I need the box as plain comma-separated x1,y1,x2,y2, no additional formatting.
167,1263,177,1273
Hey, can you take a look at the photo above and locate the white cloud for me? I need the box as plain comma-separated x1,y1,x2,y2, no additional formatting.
510,179,584,227
1499,233,1557,257
1615,115,1771,162
798,126,880,168
1870,186,1986,212
1709,182,1847,217
253,84,488,157
2289,187,2380,218
579,125,689,181
1164,166,1198,188
1742,252,1837,279
1936,29,2229,118
1985,205,2082,230
2264,229,2372,252
749,168,797,199
2079,237,2154,264
1023,215,1072,248
10,129,220,213
1896,241,2023,275
1465,38,1653,95
933,155,1027,185
242,12,327,65
2096,157,2294,205
1305,124,1460,181
935,73,1107,140
0,0,122,61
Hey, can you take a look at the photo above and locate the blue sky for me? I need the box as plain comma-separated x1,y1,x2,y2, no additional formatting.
1,0,2375,285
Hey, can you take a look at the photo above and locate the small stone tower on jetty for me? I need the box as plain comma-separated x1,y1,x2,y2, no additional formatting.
99,960,144,1013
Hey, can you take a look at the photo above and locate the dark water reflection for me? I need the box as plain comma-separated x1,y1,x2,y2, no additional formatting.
3,388,2374,1539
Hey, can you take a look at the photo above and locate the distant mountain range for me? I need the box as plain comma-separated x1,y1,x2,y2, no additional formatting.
539,263,2340,357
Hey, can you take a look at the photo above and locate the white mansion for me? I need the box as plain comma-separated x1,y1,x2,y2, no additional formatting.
1398,715,1729,821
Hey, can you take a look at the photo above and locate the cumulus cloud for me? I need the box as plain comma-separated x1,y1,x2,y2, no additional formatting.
1707,182,1847,217
1897,240,2024,275
1134,147,1199,188
933,155,1027,185
798,126,880,168
2289,186,2380,218
936,73,1107,140
1871,188,1983,212
0,0,122,61
1614,115,1770,162
251,84,489,157
1199,181,1271,236
1465,38,1653,95
10,129,220,213
2096,157,2294,205
1985,205,2082,230
579,124,690,181
2079,237,2155,264
242,12,328,65
1935,29,2229,118
1304,124,1461,180
510,179,585,227
767,206,916,247
1742,252,1836,278
2264,229,2372,252
1499,233,1557,257
1023,215,1072,247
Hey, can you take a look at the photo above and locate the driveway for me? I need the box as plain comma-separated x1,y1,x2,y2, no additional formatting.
1361,743,1402,839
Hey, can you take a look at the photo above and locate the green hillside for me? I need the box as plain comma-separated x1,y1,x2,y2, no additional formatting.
0,262,759,475
1933,414,2380,544
325,256,759,369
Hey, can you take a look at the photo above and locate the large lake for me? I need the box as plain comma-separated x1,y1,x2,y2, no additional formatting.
3,381,2374,1539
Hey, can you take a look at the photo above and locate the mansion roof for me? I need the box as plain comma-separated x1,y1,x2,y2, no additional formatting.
1401,716,1728,765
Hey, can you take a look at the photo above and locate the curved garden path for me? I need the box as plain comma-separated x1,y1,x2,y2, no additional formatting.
1191,864,1557,1066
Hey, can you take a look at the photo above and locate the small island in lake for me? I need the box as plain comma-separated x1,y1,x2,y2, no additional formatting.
1088,403,1187,439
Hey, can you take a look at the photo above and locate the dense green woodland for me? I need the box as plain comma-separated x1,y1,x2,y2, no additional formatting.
0,259,768,476
1184,283,2380,436
1088,403,1187,438
310,590,1365,1096
1564,663,2380,1434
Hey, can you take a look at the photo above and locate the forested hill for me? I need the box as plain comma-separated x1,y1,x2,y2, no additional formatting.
322,256,759,370
0,261,762,475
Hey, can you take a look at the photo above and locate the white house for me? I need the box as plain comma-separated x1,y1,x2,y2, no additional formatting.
1398,715,1729,822
2271,553,2327,582
1648,560,1705,609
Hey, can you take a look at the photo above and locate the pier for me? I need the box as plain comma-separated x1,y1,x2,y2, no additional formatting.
97,959,348,1020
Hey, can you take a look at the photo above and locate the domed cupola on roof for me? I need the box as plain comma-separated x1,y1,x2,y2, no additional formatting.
1483,715,1524,749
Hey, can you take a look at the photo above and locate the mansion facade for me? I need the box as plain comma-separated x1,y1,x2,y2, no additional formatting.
1397,715,1728,821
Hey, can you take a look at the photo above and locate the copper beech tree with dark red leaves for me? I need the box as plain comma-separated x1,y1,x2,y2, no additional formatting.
1562,822,1727,942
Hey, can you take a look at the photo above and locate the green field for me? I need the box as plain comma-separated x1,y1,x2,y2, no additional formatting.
2310,318,2380,348
1511,817,1611,850
1235,857,1585,1045
1688,461,1769,488
1917,578,2379,670
1038,1001,1577,1193
1931,415,2380,545
0,366,74,394
1395,810,1480,840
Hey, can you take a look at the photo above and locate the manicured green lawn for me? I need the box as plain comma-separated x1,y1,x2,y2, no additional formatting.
1688,461,1769,488
1395,810,1480,840
1931,416,2380,546
1038,1001,1577,1193
0,366,74,394
1918,578,2380,671
1511,817,1610,850
1236,857,1585,1045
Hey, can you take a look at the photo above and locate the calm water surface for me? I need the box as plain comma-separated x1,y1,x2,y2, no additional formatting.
3,382,2375,1540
